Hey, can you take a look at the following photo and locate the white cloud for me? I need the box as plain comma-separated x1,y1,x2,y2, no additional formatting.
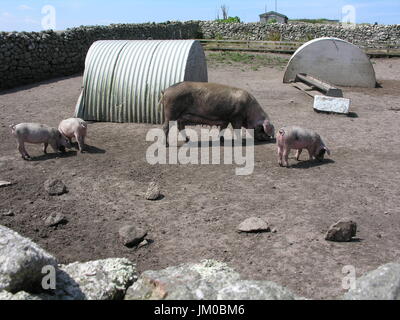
18,5,33,11
1,11,13,17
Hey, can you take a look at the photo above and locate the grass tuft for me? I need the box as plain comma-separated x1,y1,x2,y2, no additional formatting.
207,51,289,71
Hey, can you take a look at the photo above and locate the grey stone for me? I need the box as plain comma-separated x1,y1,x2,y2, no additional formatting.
118,225,147,247
44,179,67,196
1,209,14,217
325,219,357,242
237,217,270,233
0,180,12,188
145,181,161,200
125,260,240,300
0,290,42,300
44,212,67,227
0,225,57,292
46,258,137,300
343,263,400,300
314,95,351,114
125,259,303,300
217,280,298,300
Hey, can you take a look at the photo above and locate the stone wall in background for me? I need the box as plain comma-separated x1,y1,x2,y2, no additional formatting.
0,22,200,90
1,21,399,90
198,21,400,46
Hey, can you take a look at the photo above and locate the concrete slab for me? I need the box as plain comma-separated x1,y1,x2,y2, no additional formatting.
313,95,351,114
284,37,377,88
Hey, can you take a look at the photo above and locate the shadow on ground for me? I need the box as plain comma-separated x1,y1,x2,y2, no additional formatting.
69,143,106,154
289,158,335,169
29,151,77,161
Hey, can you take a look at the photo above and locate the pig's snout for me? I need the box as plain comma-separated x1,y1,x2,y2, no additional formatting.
262,120,275,139
57,132,71,151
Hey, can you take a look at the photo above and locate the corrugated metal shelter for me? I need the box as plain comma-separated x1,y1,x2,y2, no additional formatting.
74,40,208,124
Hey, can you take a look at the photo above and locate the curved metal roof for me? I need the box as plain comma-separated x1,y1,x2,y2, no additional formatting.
283,37,376,88
75,40,208,123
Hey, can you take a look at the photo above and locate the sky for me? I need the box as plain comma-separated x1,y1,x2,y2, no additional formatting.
0,0,399,32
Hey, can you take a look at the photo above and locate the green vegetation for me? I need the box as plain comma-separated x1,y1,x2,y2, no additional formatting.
289,18,339,24
215,16,241,23
268,18,277,24
207,51,289,71
267,31,282,41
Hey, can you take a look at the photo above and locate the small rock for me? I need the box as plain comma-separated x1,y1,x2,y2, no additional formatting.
325,219,357,242
237,217,270,233
44,179,67,196
119,225,147,247
45,213,67,227
138,239,149,248
1,209,14,217
271,228,277,233
145,181,161,200
0,180,12,188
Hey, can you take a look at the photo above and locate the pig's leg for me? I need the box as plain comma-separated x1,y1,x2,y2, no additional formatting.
49,140,60,154
295,149,302,161
43,143,48,154
307,148,314,160
178,121,189,143
282,148,290,167
278,145,283,166
75,133,85,152
219,122,229,143
231,120,243,141
162,121,170,147
18,140,30,160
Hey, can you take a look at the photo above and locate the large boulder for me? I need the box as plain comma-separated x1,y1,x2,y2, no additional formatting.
0,225,57,293
48,258,138,300
343,263,400,300
217,280,299,300
0,290,42,300
125,259,300,300
125,260,240,300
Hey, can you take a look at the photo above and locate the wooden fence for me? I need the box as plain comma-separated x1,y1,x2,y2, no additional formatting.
197,39,400,57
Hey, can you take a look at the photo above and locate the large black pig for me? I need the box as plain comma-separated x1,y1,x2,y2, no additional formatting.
159,81,275,145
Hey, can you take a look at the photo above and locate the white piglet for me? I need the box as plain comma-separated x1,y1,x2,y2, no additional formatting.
58,118,87,153
277,126,330,167
10,123,71,160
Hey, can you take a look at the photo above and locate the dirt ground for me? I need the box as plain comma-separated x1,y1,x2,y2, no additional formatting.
1,53,400,300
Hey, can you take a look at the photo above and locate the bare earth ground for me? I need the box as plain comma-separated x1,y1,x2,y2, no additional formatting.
1,54,400,300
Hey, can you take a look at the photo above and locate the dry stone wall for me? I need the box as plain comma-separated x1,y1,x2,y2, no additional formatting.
1,20,399,90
